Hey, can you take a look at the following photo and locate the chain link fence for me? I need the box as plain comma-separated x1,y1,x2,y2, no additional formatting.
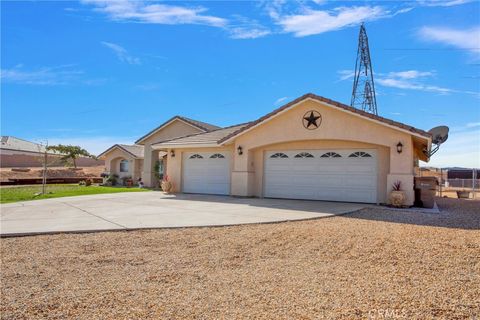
444,179,480,189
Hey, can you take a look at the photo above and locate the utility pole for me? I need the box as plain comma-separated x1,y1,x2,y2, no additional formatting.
351,23,378,115
37,140,49,195
42,148,47,194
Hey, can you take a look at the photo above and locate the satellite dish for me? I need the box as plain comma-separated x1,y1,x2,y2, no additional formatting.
428,126,449,145
425,125,449,158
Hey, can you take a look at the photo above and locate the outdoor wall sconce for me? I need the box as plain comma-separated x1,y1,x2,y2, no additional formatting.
237,146,243,155
396,142,403,154
170,149,175,157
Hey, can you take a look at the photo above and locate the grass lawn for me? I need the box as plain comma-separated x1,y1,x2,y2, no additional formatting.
0,184,149,203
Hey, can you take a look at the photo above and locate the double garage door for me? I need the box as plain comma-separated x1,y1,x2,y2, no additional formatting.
264,149,377,203
182,149,377,203
183,152,231,195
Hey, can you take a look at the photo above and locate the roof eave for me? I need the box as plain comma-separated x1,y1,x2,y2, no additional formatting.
135,116,209,145
98,144,142,159
151,143,220,150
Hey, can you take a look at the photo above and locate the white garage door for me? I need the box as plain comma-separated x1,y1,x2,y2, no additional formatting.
264,149,377,203
183,152,231,195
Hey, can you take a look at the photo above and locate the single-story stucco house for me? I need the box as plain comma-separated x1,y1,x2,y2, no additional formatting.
99,93,433,206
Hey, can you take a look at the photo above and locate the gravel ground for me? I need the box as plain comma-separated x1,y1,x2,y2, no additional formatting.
1,197,479,319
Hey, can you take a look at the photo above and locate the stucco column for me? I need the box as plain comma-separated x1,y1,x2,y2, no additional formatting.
387,138,415,206
231,147,255,197
142,144,159,187
105,158,113,174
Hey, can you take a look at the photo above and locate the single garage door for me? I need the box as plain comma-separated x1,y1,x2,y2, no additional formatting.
264,149,377,203
183,152,231,195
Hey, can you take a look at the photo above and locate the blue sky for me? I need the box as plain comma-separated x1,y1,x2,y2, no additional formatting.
1,0,479,167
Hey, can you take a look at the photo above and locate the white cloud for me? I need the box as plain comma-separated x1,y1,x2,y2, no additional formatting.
229,27,270,39
101,41,140,65
84,1,271,40
376,77,453,94
228,15,271,39
337,68,478,97
466,122,480,128
1,65,85,85
386,70,435,79
425,128,480,168
417,0,474,7
275,6,389,37
274,96,289,105
82,0,227,27
337,69,355,81
375,69,478,96
419,26,480,54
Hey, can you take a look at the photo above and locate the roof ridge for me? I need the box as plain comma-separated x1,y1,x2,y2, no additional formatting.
151,122,251,146
177,116,221,131
135,115,220,144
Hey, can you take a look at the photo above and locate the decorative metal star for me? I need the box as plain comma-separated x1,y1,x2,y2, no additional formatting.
303,111,321,129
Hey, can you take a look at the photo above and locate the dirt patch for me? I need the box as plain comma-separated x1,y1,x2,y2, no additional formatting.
1,197,479,319
0,166,104,181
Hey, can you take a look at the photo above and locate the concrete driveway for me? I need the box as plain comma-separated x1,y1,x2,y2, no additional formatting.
0,192,369,236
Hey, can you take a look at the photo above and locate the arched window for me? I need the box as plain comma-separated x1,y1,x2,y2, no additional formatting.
349,151,372,158
189,154,204,159
320,152,342,158
119,159,129,172
210,153,225,159
294,152,314,158
270,153,288,159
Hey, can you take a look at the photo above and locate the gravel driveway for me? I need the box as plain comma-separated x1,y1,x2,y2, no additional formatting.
1,197,479,319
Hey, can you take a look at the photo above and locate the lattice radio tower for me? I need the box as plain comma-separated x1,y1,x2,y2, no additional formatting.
350,23,378,115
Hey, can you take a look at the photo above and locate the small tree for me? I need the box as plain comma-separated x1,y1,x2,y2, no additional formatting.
46,144,96,169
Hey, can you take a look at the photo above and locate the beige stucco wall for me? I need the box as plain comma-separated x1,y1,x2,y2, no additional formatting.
229,98,418,205
141,120,205,187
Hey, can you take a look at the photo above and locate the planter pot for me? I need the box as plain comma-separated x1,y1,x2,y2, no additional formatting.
389,190,406,207
456,191,470,199
161,181,173,193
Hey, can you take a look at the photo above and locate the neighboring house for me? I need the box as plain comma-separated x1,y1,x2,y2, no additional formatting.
98,144,145,182
99,93,434,205
0,136,103,168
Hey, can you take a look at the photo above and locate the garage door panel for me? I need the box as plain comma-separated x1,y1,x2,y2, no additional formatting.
183,152,231,195
291,175,321,185
265,149,377,203
292,164,318,172
348,178,376,188
345,165,375,173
